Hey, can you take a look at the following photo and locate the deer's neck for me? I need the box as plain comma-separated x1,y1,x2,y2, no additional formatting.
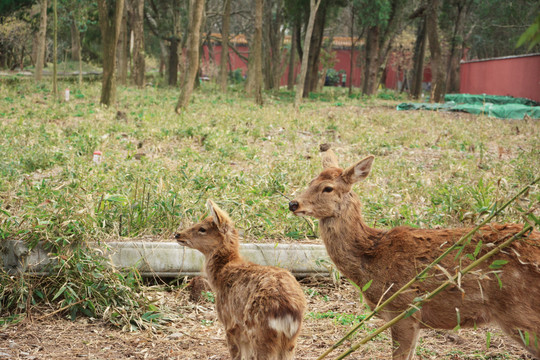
319,193,382,278
204,236,242,289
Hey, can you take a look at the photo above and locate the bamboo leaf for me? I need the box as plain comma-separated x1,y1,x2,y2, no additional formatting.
489,259,508,269
52,285,66,301
474,240,483,258
362,279,373,292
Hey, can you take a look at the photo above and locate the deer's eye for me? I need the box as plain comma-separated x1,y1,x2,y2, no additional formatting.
198,227,207,234
322,186,334,193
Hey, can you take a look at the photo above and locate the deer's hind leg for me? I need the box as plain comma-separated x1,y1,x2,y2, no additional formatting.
390,317,421,360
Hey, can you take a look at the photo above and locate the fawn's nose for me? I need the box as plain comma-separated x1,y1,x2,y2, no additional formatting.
289,201,299,212
174,233,181,239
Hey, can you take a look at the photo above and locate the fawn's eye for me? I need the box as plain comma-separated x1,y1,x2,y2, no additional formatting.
198,227,207,234
322,186,334,193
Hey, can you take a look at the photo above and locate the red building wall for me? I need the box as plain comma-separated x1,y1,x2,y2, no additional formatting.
460,54,540,102
201,43,433,90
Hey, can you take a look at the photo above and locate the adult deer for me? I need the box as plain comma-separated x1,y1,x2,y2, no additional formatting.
289,148,540,360
175,200,306,360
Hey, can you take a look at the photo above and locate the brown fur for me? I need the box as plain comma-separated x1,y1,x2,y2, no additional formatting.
289,149,540,360
175,200,306,360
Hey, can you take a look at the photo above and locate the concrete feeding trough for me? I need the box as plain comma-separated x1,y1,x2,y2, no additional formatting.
1,240,331,278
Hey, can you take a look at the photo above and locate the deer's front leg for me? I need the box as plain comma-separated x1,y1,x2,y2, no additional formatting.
391,317,421,360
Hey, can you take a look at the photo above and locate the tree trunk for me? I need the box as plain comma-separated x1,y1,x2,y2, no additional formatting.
131,0,145,87
175,0,205,112
70,18,81,61
287,20,298,90
219,0,231,92
304,2,326,96
159,39,167,77
253,0,264,104
411,17,427,99
445,0,471,94
35,0,48,82
426,0,445,102
117,4,129,85
98,0,125,106
362,26,380,95
52,0,57,97
294,0,321,107
168,37,179,86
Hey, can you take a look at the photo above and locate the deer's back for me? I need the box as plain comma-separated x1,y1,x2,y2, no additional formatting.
356,223,540,329
210,261,306,340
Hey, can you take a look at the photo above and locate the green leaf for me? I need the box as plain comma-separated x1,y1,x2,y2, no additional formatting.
362,279,373,292
52,285,66,301
489,259,509,269
473,240,483,258
486,331,491,349
403,306,421,319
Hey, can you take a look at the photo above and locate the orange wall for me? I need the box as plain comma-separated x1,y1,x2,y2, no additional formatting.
460,54,540,102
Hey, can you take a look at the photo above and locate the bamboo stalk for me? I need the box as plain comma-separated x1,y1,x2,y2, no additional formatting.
334,224,534,359
317,177,538,360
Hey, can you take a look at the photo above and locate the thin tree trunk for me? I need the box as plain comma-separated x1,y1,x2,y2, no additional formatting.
131,0,145,87
168,38,179,86
175,0,205,112
426,0,445,102
78,39,82,86
52,0,57,97
253,0,264,104
287,20,298,91
35,0,48,82
219,0,231,92
362,26,380,95
70,18,81,61
294,0,321,107
98,0,125,106
411,17,427,99
304,3,326,96
445,0,471,94
117,5,128,85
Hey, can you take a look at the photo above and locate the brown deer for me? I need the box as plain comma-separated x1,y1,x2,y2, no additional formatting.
175,200,306,360
289,148,540,360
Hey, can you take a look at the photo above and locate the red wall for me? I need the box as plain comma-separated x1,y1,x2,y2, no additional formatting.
460,54,540,102
202,44,363,87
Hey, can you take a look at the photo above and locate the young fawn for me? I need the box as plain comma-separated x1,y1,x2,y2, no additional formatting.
175,200,306,360
289,148,540,360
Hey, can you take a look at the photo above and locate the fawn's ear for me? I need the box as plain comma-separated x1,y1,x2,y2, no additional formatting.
321,149,340,169
342,156,374,184
206,199,232,233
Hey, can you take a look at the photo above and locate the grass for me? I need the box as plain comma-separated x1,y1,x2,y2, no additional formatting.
0,80,538,328
1,81,538,245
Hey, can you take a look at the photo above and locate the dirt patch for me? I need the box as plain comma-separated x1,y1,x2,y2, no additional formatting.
0,279,534,360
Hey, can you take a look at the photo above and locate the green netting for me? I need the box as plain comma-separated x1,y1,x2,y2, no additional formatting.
397,94,540,119
444,94,539,107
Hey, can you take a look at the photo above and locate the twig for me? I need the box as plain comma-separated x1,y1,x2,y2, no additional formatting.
316,176,539,360
34,299,85,321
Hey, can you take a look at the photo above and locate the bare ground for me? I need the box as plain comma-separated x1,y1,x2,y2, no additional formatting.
0,279,535,360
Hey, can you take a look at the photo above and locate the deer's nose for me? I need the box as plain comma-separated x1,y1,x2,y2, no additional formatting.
289,201,299,212
174,233,181,239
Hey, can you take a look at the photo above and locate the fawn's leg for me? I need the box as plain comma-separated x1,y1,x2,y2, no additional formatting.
225,328,241,360
391,318,421,360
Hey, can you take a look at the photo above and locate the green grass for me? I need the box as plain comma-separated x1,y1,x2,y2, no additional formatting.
1,81,538,245
0,80,538,327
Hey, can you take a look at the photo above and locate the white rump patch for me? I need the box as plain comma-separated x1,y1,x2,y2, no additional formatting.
269,315,300,338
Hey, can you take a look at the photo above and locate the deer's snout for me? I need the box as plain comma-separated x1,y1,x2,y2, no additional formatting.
174,233,181,239
289,201,299,212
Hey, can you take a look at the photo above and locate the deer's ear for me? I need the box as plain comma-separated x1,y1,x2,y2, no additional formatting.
342,156,374,184
206,199,232,233
321,149,340,169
